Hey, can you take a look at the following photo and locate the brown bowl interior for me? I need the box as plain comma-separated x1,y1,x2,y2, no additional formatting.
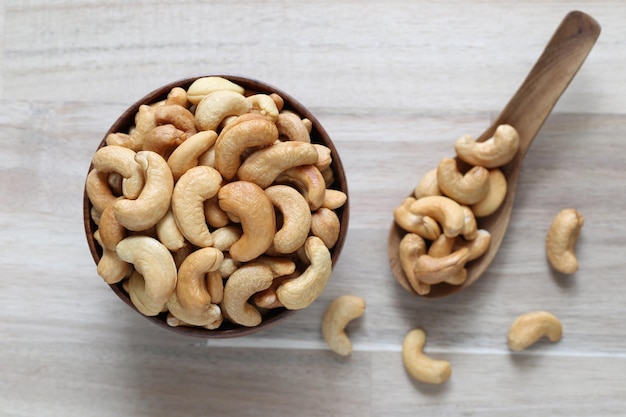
83,75,350,338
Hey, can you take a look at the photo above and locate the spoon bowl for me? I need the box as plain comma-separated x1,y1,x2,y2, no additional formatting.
388,11,601,298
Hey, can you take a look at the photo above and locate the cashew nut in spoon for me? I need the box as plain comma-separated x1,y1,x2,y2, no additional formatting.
471,168,508,217
393,197,441,241
414,247,471,285
436,157,490,205
455,124,520,168
409,195,465,238
91,145,145,200
414,168,442,199
321,295,366,356
398,233,431,295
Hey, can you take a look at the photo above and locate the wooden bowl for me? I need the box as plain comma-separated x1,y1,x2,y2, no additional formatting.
83,75,349,338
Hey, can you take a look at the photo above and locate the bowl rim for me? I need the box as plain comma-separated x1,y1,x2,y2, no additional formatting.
83,74,350,338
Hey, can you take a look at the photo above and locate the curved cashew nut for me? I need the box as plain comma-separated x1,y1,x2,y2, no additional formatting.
171,165,223,247
313,144,332,171
322,189,347,210
204,197,230,228
218,181,276,262
399,233,430,295
402,329,452,384
214,117,279,180
222,263,274,327
275,165,326,211
166,86,189,107
113,151,173,231
155,208,186,251
276,236,332,310
414,169,442,199
176,247,224,313
155,104,197,138
246,94,279,121
166,290,222,327
91,145,145,200
167,130,218,180
455,124,520,168
409,196,465,238
255,256,297,278
142,124,186,158
122,104,157,151
206,270,224,305
393,197,441,241
311,207,341,249
461,205,478,240
414,247,471,285
322,295,366,356
211,225,243,251
437,158,490,205
265,185,312,254
194,90,251,132
507,311,563,351
427,234,455,258
94,207,130,285
546,208,584,274
471,168,507,217
237,141,320,188
86,169,118,213
117,236,177,316
186,76,245,105
455,229,491,261
276,111,311,143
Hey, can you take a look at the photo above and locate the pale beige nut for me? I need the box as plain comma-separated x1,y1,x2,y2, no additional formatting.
269,93,284,111
398,233,430,295
409,195,466,238
142,124,186,159
155,104,197,138
546,208,584,274
194,90,251,132
222,262,274,327
171,165,223,247
237,141,320,188
311,207,341,249
206,270,224,305
246,94,280,121
218,255,240,279
414,169,442,199
85,169,118,214
275,165,327,211
461,205,478,240
204,197,230,228
471,168,507,217
117,236,177,316
393,197,441,241
94,227,130,285
402,329,452,384
167,130,218,180
253,288,283,310
125,104,157,151
414,247,471,285
186,76,245,105
265,185,312,254
427,234,455,258
165,87,189,107
321,295,366,356
437,158,490,205
113,151,174,231
211,225,243,251
166,290,223,327
218,181,276,262
322,189,347,210
454,229,492,261
214,117,279,180
176,247,224,314
313,144,332,171
91,145,145,200
507,311,563,351
276,236,332,310
155,208,186,252
105,132,136,151
276,111,311,143
455,124,520,168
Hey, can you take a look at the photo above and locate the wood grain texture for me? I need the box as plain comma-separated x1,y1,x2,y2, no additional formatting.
1,1,626,416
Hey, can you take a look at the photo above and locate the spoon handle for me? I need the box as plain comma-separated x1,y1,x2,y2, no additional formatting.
480,10,601,155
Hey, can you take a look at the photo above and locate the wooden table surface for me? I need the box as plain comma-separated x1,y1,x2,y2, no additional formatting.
2,1,626,416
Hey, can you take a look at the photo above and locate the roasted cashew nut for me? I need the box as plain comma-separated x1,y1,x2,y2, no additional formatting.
393,197,441,241
546,208,584,274
237,141,320,188
398,233,430,295
116,236,177,316
176,247,224,314
246,94,279,121
471,168,507,217
155,104,197,138
321,295,366,356
214,117,279,180
114,151,173,231
186,76,245,105
409,195,465,238
166,290,222,327
437,158,490,205
276,236,332,310
414,168,442,199
155,208,185,251
311,207,341,249
167,130,218,180
264,185,311,254
91,145,145,200
218,181,276,262
507,311,563,351
142,124,186,158
455,124,520,168
455,229,491,261
222,263,274,327
313,144,332,171
94,209,130,286
276,111,311,143
86,169,117,214
124,104,157,151
322,189,348,210
461,205,478,240
194,90,251,132
211,225,243,251
402,329,452,384
171,165,222,247
275,165,327,211
414,247,471,285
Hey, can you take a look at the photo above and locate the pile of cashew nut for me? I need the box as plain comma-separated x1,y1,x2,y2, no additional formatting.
86,76,347,330
393,124,520,295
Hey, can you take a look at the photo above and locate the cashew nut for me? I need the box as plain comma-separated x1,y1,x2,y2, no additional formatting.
166,86,189,108
206,270,224,305
461,205,478,240
546,208,584,274
186,76,245,105
414,247,471,285
414,169,442,199
455,229,491,261
398,233,430,295
507,311,563,351
155,208,186,251
409,195,465,238
218,181,276,262
167,130,218,180
427,234,455,258
91,145,145,200
86,169,118,214
321,295,366,356
311,207,341,249
142,124,186,159
171,165,222,247
194,90,251,132
176,247,224,314
114,151,173,231
237,141,320,188
276,111,311,143
222,263,274,327
322,189,348,210
214,117,279,180
155,104,197,138
116,236,177,316
275,165,327,211
204,197,230,228
94,210,130,286
125,104,157,151
393,197,441,241
246,94,279,121
436,158,490,205
211,225,243,251
264,185,311,254
276,236,332,310
455,124,520,168
402,329,452,384
166,290,222,327
471,168,507,217
313,144,332,171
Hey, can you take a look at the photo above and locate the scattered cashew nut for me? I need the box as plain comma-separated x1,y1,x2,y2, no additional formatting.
321,295,366,356
455,124,520,168
402,329,452,384
546,208,584,274
507,311,563,351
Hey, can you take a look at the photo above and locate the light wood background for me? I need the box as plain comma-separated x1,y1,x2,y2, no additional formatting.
2,1,626,416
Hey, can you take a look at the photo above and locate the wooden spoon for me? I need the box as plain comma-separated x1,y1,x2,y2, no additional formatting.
388,11,601,298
